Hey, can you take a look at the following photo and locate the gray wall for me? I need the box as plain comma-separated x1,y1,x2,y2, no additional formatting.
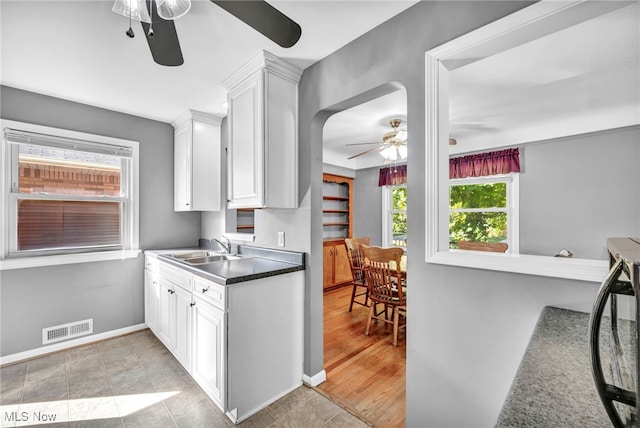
322,163,355,178
519,126,640,259
294,2,605,427
353,166,383,245
0,86,201,356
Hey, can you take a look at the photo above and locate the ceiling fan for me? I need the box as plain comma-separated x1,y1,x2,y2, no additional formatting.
347,119,408,161
113,0,302,66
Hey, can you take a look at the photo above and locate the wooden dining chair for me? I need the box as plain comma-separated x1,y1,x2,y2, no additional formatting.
345,237,371,312
361,244,406,346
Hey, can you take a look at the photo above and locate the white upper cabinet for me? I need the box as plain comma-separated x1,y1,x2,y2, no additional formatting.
172,110,224,211
222,51,302,209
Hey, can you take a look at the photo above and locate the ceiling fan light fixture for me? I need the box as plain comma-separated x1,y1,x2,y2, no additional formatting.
380,145,398,161
395,129,408,142
156,0,192,20
112,0,151,23
398,145,407,159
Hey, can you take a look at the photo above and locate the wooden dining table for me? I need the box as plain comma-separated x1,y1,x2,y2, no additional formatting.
389,253,407,277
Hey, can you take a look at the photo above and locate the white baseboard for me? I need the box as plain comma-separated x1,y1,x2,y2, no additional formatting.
303,370,327,387
0,323,148,366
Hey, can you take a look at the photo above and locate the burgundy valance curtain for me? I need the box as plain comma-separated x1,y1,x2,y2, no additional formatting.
449,148,520,179
378,164,407,186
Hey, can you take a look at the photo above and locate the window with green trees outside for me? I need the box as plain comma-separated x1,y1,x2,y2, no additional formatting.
391,185,407,246
449,178,511,249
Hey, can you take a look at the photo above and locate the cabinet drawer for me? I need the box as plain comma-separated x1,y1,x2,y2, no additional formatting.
159,262,192,291
145,254,159,273
193,276,225,310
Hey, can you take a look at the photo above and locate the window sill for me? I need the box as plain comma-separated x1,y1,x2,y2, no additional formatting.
0,250,141,270
428,250,608,283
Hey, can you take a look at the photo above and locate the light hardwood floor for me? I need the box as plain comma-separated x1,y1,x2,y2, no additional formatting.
318,285,406,428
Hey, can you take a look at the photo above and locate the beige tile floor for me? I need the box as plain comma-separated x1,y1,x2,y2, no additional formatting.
0,329,370,428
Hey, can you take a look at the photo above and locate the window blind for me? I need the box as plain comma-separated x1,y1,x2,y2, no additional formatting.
17,200,122,251
4,128,133,158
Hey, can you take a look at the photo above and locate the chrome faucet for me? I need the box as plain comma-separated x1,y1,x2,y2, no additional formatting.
211,236,231,254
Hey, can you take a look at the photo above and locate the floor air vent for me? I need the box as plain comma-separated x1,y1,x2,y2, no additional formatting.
42,319,93,345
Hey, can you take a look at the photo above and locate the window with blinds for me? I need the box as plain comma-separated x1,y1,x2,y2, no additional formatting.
3,122,138,257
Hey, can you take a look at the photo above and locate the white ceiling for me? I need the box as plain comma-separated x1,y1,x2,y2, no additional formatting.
323,1,639,169
0,0,418,122
2,1,638,172
448,1,640,155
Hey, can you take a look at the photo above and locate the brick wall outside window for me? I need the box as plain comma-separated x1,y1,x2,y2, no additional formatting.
19,161,120,196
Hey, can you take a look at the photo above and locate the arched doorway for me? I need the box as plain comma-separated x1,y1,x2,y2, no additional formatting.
317,84,408,428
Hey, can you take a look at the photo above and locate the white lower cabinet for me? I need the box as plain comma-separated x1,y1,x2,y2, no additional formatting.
191,295,225,409
173,285,192,371
144,255,303,425
143,256,159,334
156,262,193,371
157,278,173,347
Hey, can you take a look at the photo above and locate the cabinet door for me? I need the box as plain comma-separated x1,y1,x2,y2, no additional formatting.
173,285,192,371
191,119,222,211
333,243,353,284
323,244,334,289
191,297,226,409
227,71,263,208
158,279,174,347
144,270,159,334
323,242,353,289
174,123,192,211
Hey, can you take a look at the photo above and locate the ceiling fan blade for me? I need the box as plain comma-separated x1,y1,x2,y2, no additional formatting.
141,0,184,66
348,145,383,160
211,1,302,48
345,142,380,146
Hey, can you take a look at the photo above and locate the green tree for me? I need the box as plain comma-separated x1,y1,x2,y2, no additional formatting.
392,187,407,235
449,183,507,247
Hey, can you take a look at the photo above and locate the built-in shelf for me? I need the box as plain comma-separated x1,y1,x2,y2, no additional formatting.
236,208,255,233
322,173,353,241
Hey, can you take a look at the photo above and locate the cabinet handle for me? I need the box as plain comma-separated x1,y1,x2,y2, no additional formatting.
168,289,175,294
190,302,196,307
329,249,333,256
202,287,209,293
186,203,190,206
153,281,158,285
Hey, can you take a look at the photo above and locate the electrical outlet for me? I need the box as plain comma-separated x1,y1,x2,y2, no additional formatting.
278,232,285,247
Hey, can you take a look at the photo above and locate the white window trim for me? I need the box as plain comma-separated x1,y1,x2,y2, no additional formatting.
449,173,520,254
381,184,407,249
0,119,140,270
424,1,613,283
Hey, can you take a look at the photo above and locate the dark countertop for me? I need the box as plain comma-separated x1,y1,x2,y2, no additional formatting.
147,244,305,286
495,306,612,427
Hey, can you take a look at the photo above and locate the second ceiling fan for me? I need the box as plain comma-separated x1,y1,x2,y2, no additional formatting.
347,119,408,162
114,0,302,66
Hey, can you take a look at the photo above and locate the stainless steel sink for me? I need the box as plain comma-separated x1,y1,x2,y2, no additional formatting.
169,250,219,259
164,250,250,266
182,254,244,265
